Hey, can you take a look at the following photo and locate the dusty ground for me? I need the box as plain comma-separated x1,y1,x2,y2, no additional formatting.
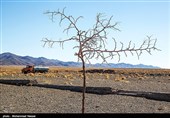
0,67,170,113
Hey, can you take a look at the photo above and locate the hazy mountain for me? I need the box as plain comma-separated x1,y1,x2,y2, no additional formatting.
0,52,160,68
0,52,65,66
92,63,159,68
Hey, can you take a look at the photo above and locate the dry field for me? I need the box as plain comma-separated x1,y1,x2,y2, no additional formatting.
1,65,170,80
0,66,170,113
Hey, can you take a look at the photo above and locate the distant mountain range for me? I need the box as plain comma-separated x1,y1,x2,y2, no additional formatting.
0,52,160,68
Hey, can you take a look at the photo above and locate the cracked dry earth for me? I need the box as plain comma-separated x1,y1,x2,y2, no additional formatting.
0,71,170,113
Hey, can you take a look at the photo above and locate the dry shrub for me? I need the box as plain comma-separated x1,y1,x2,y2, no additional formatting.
43,79,52,84
79,74,83,79
45,73,56,78
157,106,167,111
64,75,68,78
64,81,73,85
114,74,125,81
29,73,35,76
114,74,129,83
122,80,130,83
105,74,110,79
11,74,14,77
85,73,91,79
138,76,145,80
66,74,73,79
2,72,7,76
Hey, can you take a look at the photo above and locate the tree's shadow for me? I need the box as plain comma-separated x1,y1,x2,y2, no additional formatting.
0,79,170,102
112,90,170,102
34,84,170,102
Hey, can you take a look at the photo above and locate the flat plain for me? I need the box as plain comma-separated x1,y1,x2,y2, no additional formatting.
0,66,170,113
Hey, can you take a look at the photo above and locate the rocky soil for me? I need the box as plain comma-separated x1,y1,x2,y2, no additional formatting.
0,69,170,113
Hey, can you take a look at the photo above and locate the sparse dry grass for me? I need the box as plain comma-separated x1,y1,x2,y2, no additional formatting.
0,66,170,83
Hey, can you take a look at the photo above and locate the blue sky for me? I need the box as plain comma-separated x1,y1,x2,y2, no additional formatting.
1,0,170,68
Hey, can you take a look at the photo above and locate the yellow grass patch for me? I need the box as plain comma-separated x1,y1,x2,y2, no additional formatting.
43,79,52,84
64,81,73,85
105,74,110,79
114,74,130,83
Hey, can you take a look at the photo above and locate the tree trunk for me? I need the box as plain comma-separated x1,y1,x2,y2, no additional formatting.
82,59,86,113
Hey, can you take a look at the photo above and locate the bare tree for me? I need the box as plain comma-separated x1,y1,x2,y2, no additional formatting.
42,8,160,113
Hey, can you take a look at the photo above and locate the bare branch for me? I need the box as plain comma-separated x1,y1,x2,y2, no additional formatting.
82,36,160,62
43,8,160,64
44,8,83,35
42,37,77,49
